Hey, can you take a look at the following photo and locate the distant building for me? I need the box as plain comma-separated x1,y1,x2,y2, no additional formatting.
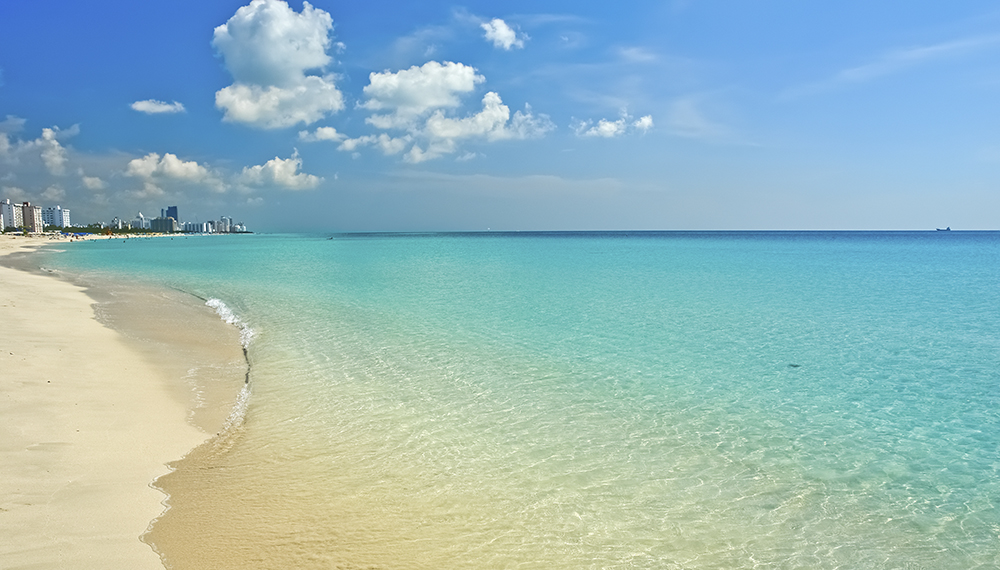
183,221,210,233
110,217,126,230
1,199,23,229
151,216,178,233
42,205,71,228
20,202,44,233
132,212,150,230
166,206,179,222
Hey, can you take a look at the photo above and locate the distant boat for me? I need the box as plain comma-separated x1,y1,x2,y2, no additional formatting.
936,227,951,231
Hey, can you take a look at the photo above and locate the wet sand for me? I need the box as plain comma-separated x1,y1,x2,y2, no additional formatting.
0,235,246,569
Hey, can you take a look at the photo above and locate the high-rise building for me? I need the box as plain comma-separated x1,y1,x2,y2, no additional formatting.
20,202,44,232
166,206,179,222
42,205,71,228
151,217,178,233
132,212,150,230
1,199,23,229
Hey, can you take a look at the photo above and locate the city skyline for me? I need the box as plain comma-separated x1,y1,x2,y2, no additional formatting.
2,1,1000,231
1,196,247,233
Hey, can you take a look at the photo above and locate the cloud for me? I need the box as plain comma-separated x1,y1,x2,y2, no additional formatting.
481,18,526,50
215,78,344,129
213,0,344,129
350,62,553,162
361,61,484,129
41,185,65,202
126,152,210,181
633,115,654,132
406,94,553,163
667,98,726,139
784,35,1000,99
298,126,346,142
129,181,166,199
131,100,186,114
423,93,553,143
573,110,652,138
39,128,69,175
2,185,27,202
240,150,322,190
0,124,80,177
617,47,658,63
577,117,627,138
0,115,26,134
81,175,106,190
339,133,412,155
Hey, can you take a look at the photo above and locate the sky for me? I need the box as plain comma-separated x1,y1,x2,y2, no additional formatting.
2,0,1000,231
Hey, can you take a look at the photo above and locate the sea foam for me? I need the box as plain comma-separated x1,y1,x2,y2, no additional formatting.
206,298,255,349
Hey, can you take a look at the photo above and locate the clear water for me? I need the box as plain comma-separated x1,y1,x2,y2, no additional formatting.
43,232,1000,568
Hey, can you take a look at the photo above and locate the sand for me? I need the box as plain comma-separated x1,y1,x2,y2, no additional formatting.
0,234,241,569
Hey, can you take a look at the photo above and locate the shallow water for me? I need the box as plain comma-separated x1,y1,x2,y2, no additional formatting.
43,232,1000,569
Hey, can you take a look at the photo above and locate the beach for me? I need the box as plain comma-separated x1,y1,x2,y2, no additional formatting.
0,235,245,569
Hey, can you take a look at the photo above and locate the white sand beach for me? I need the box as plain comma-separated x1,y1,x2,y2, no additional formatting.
0,235,236,569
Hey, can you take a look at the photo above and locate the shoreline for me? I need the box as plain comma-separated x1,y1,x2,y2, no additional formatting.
0,235,246,569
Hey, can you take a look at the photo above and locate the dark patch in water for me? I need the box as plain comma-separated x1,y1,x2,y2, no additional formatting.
788,363,801,368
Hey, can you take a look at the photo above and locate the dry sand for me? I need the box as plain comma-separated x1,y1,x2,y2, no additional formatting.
0,234,241,569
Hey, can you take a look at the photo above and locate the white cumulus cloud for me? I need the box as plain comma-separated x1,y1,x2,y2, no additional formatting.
39,127,69,175
1,124,79,177
131,100,186,114
126,152,210,181
351,62,553,162
361,61,484,129
213,0,344,129
574,110,653,138
298,126,346,142
240,150,322,190
338,133,412,155
481,18,526,50
633,115,654,132
424,92,553,143
81,175,105,190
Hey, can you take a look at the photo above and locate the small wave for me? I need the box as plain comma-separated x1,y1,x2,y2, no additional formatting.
220,381,252,432
205,298,255,349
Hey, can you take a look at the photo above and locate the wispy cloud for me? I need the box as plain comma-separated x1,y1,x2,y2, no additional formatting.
131,99,186,114
667,98,726,140
617,46,658,64
784,34,1000,99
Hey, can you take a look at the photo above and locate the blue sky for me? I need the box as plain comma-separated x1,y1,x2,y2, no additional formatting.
2,0,1000,231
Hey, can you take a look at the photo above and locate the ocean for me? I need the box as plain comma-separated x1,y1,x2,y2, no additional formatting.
40,231,1000,569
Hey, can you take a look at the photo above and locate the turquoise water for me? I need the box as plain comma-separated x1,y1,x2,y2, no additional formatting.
45,232,1000,568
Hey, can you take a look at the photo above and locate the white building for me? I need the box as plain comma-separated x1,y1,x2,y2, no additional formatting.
183,221,211,233
131,212,150,230
1,199,23,229
42,205,71,228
